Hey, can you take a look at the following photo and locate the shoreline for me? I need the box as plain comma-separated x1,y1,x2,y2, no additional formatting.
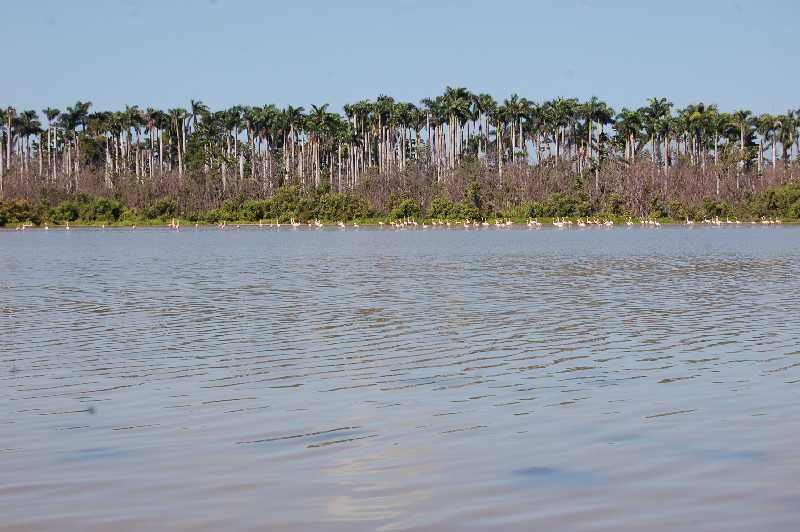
4,218,796,230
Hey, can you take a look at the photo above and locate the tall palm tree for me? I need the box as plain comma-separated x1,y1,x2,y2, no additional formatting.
614,108,642,161
703,105,727,166
13,110,42,173
640,97,672,164
779,110,797,163
5,106,15,170
168,108,188,178
581,96,615,189
190,99,209,131
756,113,776,172
729,110,753,169
471,93,496,159
772,115,789,166
42,107,60,178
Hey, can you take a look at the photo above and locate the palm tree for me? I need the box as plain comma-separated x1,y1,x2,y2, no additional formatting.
307,103,332,185
730,110,753,170
678,103,708,168
581,96,615,190
142,107,160,179
42,107,60,178
582,97,613,157
640,97,672,165
168,108,188,178
5,106,15,171
471,93,496,159
13,110,42,174
0,108,5,193
190,99,209,131
779,110,797,163
544,97,578,163
86,111,114,187
704,106,729,166
772,115,789,166
0,108,5,189
439,87,472,169
614,108,642,161
502,93,527,163
276,105,306,183
756,113,776,172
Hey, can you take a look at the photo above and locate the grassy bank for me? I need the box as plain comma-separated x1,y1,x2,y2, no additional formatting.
2,181,799,228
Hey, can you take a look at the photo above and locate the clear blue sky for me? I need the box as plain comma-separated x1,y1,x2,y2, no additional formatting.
2,0,798,116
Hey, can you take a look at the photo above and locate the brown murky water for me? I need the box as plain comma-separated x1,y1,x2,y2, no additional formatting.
2,225,799,531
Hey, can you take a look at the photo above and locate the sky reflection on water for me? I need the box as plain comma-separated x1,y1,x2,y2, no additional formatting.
1,225,799,531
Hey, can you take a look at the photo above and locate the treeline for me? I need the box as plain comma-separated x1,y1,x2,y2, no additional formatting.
2,180,799,227
1,88,799,219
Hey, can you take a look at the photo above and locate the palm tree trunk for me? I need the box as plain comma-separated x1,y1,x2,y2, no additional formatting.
176,121,183,178
105,136,112,188
555,131,560,162
740,127,745,171
772,139,777,167
0,134,4,197
158,129,163,176
629,134,635,161
38,133,43,176
5,113,11,170
497,122,503,176
758,143,762,173
66,137,72,179
511,120,516,163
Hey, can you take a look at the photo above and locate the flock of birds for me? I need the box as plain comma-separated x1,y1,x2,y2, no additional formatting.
11,215,785,232
691,216,783,226
187,215,786,231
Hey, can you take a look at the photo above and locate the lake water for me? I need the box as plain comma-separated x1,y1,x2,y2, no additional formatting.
2,224,799,531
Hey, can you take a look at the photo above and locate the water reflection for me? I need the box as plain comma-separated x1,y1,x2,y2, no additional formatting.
1,226,799,531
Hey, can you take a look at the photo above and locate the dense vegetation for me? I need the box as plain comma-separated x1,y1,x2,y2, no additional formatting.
1,88,799,226
2,180,799,227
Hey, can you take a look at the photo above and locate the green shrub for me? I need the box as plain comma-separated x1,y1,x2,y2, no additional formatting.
201,209,223,223
315,193,373,221
0,200,38,226
118,208,140,223
700,196,731,219
82,197,123,222
530,192,590,218
428,197,454,218
649,197,666,219
390,199,420,219
667,199,686,220
498,203,532,219
464,180,484,213
606,194,628,216
49,201,80,223
240,200,269,221
754,182,800,218
142,198,177,221
269,187,301,220
450,201,479,220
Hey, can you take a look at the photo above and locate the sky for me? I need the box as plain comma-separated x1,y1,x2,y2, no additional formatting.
2,0,798,116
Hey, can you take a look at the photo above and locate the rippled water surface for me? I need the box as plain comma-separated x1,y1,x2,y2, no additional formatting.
2,225,799,531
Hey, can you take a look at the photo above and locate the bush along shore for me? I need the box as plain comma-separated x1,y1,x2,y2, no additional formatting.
2,91,800,227
2,180,798,228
